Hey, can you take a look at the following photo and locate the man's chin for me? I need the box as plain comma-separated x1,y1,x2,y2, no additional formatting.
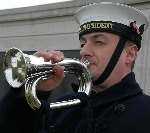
91,75,99,82
90,72,102,82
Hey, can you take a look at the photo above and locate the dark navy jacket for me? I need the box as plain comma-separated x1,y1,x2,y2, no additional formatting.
0,72,150,133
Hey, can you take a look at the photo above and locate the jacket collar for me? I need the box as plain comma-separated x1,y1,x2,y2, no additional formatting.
90,72,142,107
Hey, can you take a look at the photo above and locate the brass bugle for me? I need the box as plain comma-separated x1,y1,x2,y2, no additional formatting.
3,47,91,110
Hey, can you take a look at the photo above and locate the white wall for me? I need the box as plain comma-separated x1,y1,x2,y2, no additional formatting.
0,1,81,51
0,16,79,51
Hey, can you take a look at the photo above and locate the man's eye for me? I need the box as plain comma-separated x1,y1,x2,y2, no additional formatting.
95,41,105,45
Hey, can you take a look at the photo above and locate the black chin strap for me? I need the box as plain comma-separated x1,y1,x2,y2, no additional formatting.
93,37,127,85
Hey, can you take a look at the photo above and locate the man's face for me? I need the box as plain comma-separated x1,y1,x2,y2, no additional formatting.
80,32,120,81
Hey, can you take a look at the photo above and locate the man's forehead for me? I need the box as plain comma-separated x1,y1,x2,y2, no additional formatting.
80,32,117,40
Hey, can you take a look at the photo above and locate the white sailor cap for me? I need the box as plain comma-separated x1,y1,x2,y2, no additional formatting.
75,2,149,49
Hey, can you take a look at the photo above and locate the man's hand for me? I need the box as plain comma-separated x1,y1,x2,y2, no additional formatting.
33,50,65,92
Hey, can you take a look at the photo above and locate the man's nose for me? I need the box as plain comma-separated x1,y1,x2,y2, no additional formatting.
80,43,93,57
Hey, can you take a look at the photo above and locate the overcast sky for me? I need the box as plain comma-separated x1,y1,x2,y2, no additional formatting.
0,0,72,10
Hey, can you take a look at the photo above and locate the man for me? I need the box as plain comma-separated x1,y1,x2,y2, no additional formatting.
0,2,150,133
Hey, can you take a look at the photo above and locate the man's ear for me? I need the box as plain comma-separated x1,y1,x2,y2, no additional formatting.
124,45,138,64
